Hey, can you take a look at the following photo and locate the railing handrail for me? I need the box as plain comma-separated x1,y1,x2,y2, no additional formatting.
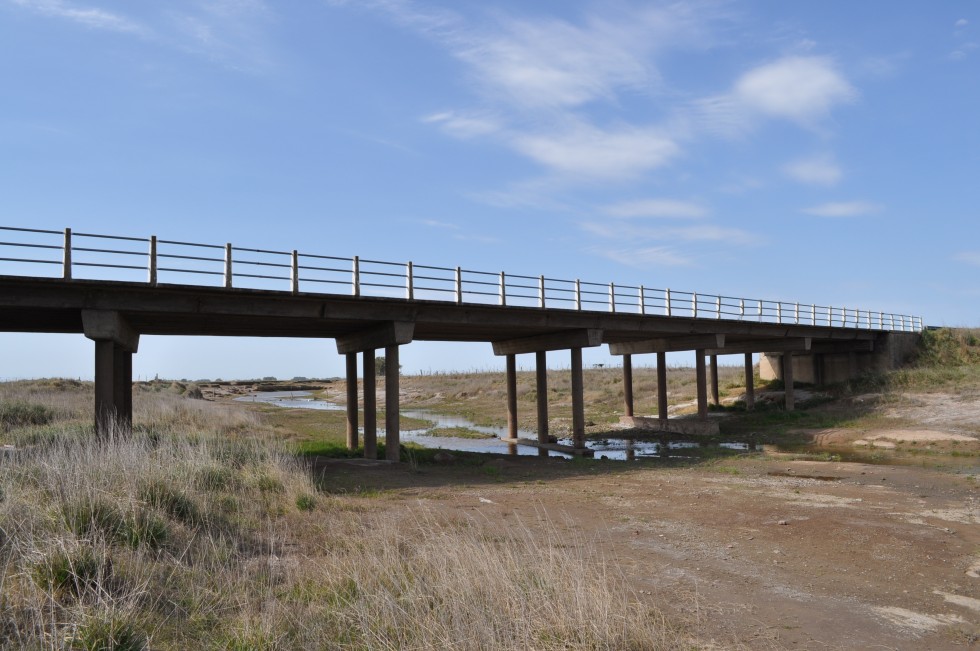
0,225,924,332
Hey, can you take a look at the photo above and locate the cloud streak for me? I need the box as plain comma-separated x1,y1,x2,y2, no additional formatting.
10,0,144,33
783,153,842,186
802,201,882,217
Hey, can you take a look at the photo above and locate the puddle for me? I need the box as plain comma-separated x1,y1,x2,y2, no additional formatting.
238,392,758,461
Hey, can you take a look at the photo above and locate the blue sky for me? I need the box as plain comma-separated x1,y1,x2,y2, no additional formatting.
1,0,978,380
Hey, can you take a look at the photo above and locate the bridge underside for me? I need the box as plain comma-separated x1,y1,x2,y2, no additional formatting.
0,276,895,457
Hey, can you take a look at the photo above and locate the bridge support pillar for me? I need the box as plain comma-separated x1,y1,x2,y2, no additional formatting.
782,353,795,411
571,347,585,449
695,349,708,419
363,352,377,458
83,310,138,438
657,351,668,424
622,354,634,417
709,355,719,406
744,353,755,410
535,351,549,457
94,341,133,437
384,344,400,462
345,353,359,451
505,354,518,440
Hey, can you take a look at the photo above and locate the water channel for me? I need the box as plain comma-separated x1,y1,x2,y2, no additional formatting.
237,391,754,461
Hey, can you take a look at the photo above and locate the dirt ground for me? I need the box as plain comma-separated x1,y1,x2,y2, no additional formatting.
306,391,980,650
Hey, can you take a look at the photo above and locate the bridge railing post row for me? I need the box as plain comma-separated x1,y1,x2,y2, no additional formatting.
63,228,72,280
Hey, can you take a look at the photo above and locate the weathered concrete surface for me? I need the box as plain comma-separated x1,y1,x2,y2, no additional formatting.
761,332,920,385
619,416,720,436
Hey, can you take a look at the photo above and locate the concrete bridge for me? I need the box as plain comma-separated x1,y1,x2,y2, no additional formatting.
0,226,923,459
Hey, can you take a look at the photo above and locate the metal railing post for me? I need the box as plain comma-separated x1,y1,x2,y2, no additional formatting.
609,282,616,313
715,296,721,319
148,235,157,286
352,256,360,296
692,292,698,318
866,311,871,329
499,272,506,306
62,228,72,280
665,288,672,316
794,302,800,324
455,266,462,304
639,285,646,315
828,306,833,327
406,261,414,300
290,250,299,294
811,304,816,326
758,300,763,322
539,275,546,308
878,312,883,330
777,302,782,324
575,279,582,310
739,299,745,319
224,243,232,289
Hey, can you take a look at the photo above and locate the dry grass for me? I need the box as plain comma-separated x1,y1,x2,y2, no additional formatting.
0,385,692,650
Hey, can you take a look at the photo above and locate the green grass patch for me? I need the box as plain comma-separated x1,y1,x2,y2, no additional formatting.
423,426,494,439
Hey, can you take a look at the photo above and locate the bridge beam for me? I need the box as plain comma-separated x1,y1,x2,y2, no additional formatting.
622,354,634,417
571,347,586,449
657,351,668,422
345,353,359,451
608,334,725,356
83,311,138,437
695,349,708,419
492,329,602,356
385,344,400,462
363,352,377,458
709,355,720,406
505,354,518,440
335,321,414,355
744,352,755,410
705,337,811,356
535,351,549,456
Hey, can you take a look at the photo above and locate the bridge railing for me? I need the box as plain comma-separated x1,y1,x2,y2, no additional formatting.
0,225,924,332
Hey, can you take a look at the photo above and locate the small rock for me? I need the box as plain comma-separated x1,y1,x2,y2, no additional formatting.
777,520,789,526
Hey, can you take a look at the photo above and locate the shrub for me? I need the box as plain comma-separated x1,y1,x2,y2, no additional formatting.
33,545,109,598
138,481,202,527
0,401,54,430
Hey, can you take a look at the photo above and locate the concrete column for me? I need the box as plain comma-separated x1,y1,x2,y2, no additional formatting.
363,352,377,457
695,349,708,419
782,353,795,412
94,341,132,437
657,351,668,422
535,350,549,456
622,354,634,417
709,355,720,406
345,353,360,452
505,354,518,440
570,347,585,449
384,344,400,462
743,352,755,410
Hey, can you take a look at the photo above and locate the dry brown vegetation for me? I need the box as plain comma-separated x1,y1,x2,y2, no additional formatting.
0,385,694,650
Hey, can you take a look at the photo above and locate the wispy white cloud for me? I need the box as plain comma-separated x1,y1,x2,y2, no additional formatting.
166,0,275,71
953,251,980,266
424,111,501,139
10,0,144,33
581,220,760,246
956,18,969,29
802,201,882,217
511,122,679,180
602,198,707,219
783,153,842,186
589,245,695,268
419,219,459,230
